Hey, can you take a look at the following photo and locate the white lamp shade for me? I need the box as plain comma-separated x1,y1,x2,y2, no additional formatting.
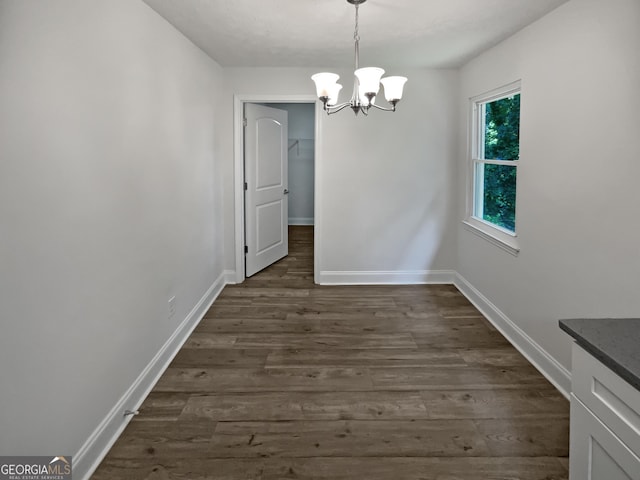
327,83,343,106
311,72,340,98
354,67,385,95
380,76,408,102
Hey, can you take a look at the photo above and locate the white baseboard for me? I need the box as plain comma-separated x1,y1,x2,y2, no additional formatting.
224,269,238,285
454,273,571,399
73,273,228,480
288,217,314,226
318,269,456,285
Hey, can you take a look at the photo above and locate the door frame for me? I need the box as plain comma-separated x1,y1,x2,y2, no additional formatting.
233,94,322,284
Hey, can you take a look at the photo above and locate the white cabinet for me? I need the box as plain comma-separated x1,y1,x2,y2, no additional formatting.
569,344,640,480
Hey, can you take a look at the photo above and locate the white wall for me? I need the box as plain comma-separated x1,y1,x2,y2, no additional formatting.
269,103,315,225
0,0,226,470
320,69,458,282
457,0,640,383
223,68,459,283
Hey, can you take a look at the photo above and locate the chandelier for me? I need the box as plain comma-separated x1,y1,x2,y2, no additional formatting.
311,0,407,116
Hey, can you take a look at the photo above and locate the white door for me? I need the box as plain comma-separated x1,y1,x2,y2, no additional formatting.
244,103,289,277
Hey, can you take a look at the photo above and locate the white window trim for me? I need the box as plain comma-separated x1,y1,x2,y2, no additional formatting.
464,80,521,256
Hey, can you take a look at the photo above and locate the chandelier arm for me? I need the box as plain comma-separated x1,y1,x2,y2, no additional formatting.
369,102,397,112
325,102,355,115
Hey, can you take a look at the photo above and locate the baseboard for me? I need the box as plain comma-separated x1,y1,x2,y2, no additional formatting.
454,273,571,399
224,269,238,285
318,269,456,285
288,218,314,226
72,272,228,480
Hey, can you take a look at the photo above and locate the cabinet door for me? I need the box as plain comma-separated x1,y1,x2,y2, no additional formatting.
570,396,640,480
572,345,640,457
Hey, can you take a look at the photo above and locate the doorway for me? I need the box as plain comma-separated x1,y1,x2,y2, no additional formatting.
233,95,320,283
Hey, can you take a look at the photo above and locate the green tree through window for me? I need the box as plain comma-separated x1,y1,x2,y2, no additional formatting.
476,93,520,232
485,95,520,160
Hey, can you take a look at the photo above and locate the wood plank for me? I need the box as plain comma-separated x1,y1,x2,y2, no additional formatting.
195,316,489,335
221,287,310,298
103,420,217,459
170,348,269,368
411,328,511,348
215,295,396,308
91,458,266,480
209,420,490,458
393,296,474,310
475,417,570,456
234,333,417,349
558,456,570,470
203,306,288,319
420,389,569,419
458,347,533,366
370,365,554,390
206,296,253,307
438,305,486,318
296,296,399,309
305,284,461,298
154,367,373,393
259,457,568,480
181,333,237,349
265,348,466,368
136,393,189,421
179,391,429,422
284,309,434,320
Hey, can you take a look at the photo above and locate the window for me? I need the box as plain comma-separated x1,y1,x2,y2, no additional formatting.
465,81,521,255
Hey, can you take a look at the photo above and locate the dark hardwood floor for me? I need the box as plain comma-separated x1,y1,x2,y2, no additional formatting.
93,226,569,479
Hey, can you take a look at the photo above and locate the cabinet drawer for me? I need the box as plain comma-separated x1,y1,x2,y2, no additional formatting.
572,344,640,458
570,396,640,480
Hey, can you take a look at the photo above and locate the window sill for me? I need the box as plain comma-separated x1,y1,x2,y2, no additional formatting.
462,219,520,256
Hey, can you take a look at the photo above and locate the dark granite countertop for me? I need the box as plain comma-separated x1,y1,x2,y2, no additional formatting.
559,318,640,392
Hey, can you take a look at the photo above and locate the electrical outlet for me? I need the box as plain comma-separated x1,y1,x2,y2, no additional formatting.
168,296,176,319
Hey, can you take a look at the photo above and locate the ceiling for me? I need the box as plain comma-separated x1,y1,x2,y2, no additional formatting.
143,0,569,69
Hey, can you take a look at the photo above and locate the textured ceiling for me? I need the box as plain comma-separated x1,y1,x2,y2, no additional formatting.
143,0,569,69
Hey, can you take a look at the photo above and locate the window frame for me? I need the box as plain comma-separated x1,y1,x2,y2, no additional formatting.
464,80,521,256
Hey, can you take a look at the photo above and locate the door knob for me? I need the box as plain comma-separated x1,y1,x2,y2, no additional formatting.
283,189,289,195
